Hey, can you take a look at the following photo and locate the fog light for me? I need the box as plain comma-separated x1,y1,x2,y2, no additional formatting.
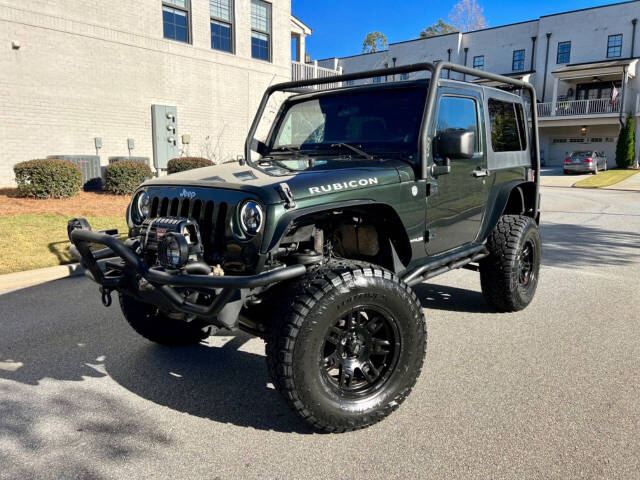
158,232,189,269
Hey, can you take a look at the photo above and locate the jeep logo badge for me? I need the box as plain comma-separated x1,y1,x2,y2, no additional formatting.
179,189,196,199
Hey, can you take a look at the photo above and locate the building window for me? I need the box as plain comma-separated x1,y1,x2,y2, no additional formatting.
400,73,410,81
373,76,382,83
473,55,484,70
607,34,622,58
163,0,190,43
512,50,525,71
345,80,355,86
552,138,567,144
210,0,233,52
590,137,603,143
251,0,271,61
557,41,571,64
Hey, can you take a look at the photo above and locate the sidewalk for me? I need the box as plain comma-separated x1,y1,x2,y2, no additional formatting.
605,170,640,191
0,263,85,295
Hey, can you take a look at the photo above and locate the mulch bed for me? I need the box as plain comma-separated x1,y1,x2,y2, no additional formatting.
0,188,130,217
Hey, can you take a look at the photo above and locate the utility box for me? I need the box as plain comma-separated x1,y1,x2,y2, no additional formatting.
47,155,102,190
151,105,178,170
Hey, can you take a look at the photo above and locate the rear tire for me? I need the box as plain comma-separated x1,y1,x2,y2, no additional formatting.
119,293,210,346
480,215,541,312
266,260,427,432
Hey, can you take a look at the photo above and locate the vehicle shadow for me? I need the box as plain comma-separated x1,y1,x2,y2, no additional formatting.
0,278,313,435
412,282,494,314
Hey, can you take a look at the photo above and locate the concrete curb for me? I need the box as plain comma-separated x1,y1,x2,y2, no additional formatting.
0,263,86,294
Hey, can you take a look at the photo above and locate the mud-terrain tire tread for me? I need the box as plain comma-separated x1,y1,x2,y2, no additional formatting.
266,259,427,433
119,293,210,346
479,215,541,312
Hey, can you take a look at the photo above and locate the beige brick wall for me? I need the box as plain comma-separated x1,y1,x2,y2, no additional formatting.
0,0,294,186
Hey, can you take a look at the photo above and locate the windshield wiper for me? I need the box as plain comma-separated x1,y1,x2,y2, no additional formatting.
328,143,374,161
272,146,300,154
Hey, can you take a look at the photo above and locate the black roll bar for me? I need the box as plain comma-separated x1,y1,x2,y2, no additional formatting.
244,61,541,213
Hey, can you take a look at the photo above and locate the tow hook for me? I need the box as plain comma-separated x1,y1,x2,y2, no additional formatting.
100,287,113,307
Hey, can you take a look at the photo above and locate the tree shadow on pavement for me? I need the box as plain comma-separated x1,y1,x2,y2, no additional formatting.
0,278,312,438
540,222,640,269
412,283,494,314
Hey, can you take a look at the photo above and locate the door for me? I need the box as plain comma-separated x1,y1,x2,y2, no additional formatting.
425,92,488,255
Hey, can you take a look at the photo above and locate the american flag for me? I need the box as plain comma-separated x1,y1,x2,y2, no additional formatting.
611,85,620,106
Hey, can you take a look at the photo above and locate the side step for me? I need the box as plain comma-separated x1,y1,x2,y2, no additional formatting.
401,244,488,287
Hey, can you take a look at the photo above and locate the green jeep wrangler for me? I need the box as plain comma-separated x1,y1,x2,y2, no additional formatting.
69,62,542,432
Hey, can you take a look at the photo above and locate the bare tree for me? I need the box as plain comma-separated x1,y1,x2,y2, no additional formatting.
448,0,487,32
420,19,457,38
362,31,388,53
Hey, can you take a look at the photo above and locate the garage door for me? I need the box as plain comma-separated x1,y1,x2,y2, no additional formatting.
547,137,617,167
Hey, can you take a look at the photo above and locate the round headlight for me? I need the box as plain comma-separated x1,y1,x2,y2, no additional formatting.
137,191,151,218
239,201,264,237
158,232,189,269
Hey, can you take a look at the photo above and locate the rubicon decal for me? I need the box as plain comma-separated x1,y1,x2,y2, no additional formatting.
308,177,379,195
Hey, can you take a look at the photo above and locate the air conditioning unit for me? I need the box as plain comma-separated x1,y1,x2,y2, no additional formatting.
47,155,102,190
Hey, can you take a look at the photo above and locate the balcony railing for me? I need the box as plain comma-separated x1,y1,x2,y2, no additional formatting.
292,61,341,90
537,98,621,118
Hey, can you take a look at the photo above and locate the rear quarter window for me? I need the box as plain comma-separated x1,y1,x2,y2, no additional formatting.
488,99,527,152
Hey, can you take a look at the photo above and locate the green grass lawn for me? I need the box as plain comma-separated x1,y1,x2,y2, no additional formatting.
573,169,639,189
0,214,128,275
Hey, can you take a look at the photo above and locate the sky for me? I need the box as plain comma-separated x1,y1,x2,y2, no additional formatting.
291,0,631,60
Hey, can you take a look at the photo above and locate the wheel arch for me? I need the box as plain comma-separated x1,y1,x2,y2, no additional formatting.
481,180,538,240
263,200,412,268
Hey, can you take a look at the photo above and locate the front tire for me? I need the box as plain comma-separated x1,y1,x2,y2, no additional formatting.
480,215,541,312
266,261,426,432
119,293,210,346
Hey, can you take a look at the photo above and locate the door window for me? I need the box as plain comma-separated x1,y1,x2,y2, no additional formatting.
488,99,527,152
435,96,480,154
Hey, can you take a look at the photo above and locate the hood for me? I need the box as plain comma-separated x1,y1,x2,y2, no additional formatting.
141,159,415,204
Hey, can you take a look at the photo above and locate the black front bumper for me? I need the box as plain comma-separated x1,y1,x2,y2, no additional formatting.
69,223,306,326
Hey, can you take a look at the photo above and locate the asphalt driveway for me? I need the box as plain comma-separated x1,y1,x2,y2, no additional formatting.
540,167,591,187
1,186,639,479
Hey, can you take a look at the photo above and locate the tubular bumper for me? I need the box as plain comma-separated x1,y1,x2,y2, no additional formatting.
69,227,306,320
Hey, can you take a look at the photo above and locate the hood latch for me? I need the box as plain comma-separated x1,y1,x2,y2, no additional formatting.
277,182,297,209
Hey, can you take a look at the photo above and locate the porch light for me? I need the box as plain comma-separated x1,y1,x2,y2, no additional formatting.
580,126,588,134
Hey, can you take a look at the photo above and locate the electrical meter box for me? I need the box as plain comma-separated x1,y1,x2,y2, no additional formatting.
151,105,178,170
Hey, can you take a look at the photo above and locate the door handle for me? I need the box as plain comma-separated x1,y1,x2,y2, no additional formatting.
472,168,489,178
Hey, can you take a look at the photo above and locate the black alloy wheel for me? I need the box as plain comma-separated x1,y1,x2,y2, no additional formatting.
321,306,400,396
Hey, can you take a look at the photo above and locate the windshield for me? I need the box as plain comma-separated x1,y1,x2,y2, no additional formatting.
570,151,594,158
270,87,427,154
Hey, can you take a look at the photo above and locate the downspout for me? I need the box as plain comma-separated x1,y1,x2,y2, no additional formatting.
541,33,552,102
632,19,637,57
619,65,628,127
447,48,452,79
530,36,537,71
463,47,468,81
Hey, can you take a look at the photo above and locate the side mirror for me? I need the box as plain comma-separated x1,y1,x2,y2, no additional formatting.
437,129,475,160
432,129,475,177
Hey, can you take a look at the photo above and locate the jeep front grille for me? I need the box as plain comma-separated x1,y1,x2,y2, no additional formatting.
149,196,229,263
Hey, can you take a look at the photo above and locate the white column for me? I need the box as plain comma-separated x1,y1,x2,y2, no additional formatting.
299,35,306,63
551,77,559,116
635,116,640,168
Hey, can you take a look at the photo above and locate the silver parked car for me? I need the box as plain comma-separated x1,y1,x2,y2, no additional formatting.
563,150,608,174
